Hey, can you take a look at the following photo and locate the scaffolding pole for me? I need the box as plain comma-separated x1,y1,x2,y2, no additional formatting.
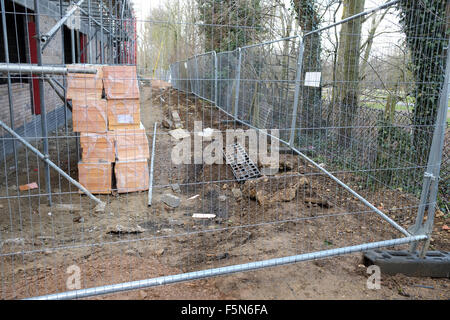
44,76,73,112
0,0,20,211
40,0,85,50
100,0,104,63
0,64,97,75
77,6,111,36
0,119,104,207
147,123,158,207
60,0,68,133
0,0,18,164
0,0,134,209
34,0,52,205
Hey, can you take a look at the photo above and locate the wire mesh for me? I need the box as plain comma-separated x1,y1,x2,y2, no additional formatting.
0,0,448,300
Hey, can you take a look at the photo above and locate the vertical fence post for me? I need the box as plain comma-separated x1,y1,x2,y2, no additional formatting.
194,55,199,96
214,51,218,105
34,0,52,206
173,63,177,90
183,61,187,91
0,0,19,178
234,48,242,119
173,64,176,88
100,0,104,63
190,57,194,94
185,60,189,92
410,38,450,257
59,0,68,133
176,63,179,90
180,62,183,90
289,36,305,147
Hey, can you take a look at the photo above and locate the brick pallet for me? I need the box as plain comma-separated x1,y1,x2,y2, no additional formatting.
112,123,149,161
107,99,140,130
66,64,149,194
66,65,103,100
80,132,115,163
78,162,112,195
72,98,108,133
115,159,149,193
103,65,140,99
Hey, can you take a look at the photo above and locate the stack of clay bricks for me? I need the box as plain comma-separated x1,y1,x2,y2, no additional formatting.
66,64,149,194
104,66,149,194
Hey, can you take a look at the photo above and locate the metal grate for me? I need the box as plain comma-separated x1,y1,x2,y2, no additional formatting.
258,100,273,128
223,143,260,182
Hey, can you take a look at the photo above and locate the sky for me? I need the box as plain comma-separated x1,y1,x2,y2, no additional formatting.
131,0,160,21
131,0,389,20
130,0,403,51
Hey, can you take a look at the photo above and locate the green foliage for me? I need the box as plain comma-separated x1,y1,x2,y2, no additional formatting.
291,0,321,31
195,0,264,52
397,0,448,163
374,117,417,190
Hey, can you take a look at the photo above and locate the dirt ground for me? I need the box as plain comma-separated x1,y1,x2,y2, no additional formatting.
0,81,448,300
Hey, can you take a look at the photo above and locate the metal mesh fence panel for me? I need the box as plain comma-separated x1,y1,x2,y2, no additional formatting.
0,0,448,300
238,38,300,143
216,50,238,115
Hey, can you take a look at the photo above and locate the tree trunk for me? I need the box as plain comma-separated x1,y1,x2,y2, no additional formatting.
292,0,322,135
333,0,365,148
360,10,388,80
398,0,449,165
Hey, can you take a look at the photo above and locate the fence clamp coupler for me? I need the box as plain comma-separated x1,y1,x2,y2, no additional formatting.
424,172,437,181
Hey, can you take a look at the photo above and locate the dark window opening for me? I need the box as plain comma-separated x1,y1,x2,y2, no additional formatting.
0,0,29,84
64,26,87,64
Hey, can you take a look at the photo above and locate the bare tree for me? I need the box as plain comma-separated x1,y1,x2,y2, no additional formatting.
195,0,266,52
138,0,201,75
332,0,365,147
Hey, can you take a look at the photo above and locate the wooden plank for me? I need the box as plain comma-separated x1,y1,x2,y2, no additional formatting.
192,213,216,219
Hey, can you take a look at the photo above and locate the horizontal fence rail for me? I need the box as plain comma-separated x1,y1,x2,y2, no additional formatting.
0,0,448,300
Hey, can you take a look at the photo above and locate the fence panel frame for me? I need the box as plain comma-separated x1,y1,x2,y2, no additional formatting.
1,0,447,300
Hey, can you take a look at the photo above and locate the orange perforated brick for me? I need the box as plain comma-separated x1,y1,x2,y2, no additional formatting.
72,98,108,133
103,65,139,99
111,124,149,161
66,65,103,100
78,162,112,194
107,99,140,130
114,159,149,193
80,132,115,163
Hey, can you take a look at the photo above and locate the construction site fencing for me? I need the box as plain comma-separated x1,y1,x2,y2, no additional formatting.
167,0,449,280
0,0,448,300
